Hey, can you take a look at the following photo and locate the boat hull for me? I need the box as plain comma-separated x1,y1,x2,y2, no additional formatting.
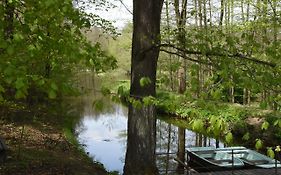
186,146,281,172
187,147,244,172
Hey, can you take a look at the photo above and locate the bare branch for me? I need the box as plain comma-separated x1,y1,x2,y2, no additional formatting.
159,43,277,67
118,0,133,15
160,49,213,66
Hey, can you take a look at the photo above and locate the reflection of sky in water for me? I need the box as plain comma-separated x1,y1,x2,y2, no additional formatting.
76,103,223,174
77,105,128,173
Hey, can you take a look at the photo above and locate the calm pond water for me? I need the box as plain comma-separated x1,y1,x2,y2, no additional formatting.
75,97,223,174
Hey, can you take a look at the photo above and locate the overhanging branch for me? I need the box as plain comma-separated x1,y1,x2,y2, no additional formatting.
159,43,277,68
160,49,213,66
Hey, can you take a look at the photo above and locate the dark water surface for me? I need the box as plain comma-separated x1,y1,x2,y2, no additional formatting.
75,98,222,174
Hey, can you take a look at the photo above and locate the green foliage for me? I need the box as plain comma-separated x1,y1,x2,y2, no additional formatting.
242,132,250,141
255,139,263,150
140,77,152,87
274,119,281,128
261,121,270,130
225,132,233,144
191,119,204,132
131,99,142,109
0,0,117,104
208,116,228,138
267,147,275,159
154,91,281,146
143,96,156,106
156,91,252,122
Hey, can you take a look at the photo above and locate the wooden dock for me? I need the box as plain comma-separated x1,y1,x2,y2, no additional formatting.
197,168,281,175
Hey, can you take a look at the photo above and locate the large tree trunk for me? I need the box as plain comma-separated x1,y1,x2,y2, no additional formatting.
124,0,164,174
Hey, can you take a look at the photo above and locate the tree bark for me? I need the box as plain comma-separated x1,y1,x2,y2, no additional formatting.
219,0,224,26
124,0,164,174
174,0,188,94
229,75,235,103
165,0,175,91
124,105,159,175
129,0,163,98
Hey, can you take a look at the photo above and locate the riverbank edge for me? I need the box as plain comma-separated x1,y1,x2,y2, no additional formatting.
115,82,281,149
0,101,111,175
155,91,281,149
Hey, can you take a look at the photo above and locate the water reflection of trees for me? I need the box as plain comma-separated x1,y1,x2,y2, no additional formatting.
74,92,224,174
156,119,223,174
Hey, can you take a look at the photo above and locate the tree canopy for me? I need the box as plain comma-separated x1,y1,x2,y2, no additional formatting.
0,0,116,103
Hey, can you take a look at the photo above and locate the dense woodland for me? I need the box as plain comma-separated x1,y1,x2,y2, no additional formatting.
0,0,281,174
158,0,280,106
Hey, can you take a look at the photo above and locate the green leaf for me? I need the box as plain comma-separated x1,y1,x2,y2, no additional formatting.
275,146,281,152
261,121,269,130
259,101,267,109
274,119,281,128
242,132,250,141
51,82,58,91
140,77,151,87
38,79,45,86
0,41,8,49
0,85,5,93
225,132,233,144
143,96,155,106
7,46,14,55
209,116,217,125
15,90,26,99
15,78,25,90
117,86,124,95
48,90,57,99
255,139,263,150
192,119,204,132
27,44,36,51
89,59,95,66
13,33,24,41
132,99,142,109
267,148,275,159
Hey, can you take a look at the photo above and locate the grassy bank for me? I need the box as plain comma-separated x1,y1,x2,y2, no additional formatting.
0,100,109,175
155,91,281,148
114,83,281,149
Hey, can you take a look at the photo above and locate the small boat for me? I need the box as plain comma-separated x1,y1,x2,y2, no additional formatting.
216,146,281,169
187,146,281,172
186,147,245,172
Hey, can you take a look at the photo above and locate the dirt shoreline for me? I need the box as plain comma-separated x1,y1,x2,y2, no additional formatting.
0,109,109,175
